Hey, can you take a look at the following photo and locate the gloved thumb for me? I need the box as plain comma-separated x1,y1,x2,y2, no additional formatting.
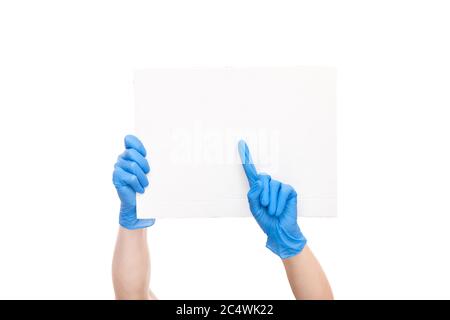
247,180,263,214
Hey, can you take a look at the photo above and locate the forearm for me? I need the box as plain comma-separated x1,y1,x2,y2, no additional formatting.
112,227,155,299
282,245,333,300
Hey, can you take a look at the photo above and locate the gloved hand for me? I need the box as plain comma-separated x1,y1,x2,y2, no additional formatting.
113,135,155,230
238,140,306,259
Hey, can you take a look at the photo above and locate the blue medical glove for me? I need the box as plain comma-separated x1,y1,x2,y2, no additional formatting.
113,135,155,230
238,140,306,259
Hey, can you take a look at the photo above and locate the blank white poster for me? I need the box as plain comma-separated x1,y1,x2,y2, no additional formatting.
134,67,336,218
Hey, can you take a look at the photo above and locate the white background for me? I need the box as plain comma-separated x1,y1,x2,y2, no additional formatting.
0,0,449,299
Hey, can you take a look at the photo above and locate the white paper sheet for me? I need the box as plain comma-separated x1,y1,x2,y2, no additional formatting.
134,67,336,218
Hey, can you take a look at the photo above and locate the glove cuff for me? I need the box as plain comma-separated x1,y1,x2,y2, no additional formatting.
266,225,307,259
119,209,155,230
119,218,155,230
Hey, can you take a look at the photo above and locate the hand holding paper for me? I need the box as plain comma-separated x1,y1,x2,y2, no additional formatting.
238,140,307,259
113,135,155,230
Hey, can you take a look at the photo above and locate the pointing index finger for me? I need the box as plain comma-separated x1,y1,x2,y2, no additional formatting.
238,140,258,186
